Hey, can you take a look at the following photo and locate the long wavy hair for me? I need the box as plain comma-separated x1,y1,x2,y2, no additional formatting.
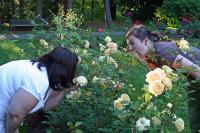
32,46,78,91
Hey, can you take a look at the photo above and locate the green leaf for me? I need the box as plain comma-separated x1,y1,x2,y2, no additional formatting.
75,121,83,127
75,129,83,133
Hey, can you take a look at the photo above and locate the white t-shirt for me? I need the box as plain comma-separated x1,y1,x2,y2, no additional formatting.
0,60,50,121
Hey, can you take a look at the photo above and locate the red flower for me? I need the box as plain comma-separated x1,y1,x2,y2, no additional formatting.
135,20,141,27
187,29,193,35
98,28,103,32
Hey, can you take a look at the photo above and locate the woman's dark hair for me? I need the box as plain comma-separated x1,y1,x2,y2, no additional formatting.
126,26,162,42
32,46,78,91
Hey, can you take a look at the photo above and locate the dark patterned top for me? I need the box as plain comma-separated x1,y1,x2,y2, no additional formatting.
154,41,200,67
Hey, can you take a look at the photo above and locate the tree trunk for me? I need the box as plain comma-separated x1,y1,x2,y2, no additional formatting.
11,0,15,16
110,0,116,20
19,0,24,18
36,0,43,17
65,0,72,11
90,0,94,20
104,0,112,27
81,0,85,15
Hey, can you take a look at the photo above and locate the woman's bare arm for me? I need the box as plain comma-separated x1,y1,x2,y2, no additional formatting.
42,85,79,112
172,54,200,78
6,89,38,133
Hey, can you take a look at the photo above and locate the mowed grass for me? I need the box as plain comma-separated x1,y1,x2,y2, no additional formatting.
0,39,36,65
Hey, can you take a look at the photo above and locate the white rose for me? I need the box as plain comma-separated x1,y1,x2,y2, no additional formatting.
114,62,118,68
99,44,106,51
135,117,151,131
92,76,99,83
84,40,90,49
167,103,173,108
99,56,106,62
174,118,184,132
121,94,130,105
105,36,112,43
83,50,87,54
73,76,88,86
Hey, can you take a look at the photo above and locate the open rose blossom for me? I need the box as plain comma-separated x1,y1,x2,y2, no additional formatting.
149,80,164,97
121,94,130,105
146,68,165,84
179,38,190,52
73,76,88,87
104,36,112,43
174,118,184,132
114,98,124,110
135,117,150,131
163,77,172,91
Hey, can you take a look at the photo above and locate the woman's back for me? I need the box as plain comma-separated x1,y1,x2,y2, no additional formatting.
0,60,49,120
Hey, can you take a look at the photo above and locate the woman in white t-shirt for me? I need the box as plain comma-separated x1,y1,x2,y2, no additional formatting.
0,46,79,133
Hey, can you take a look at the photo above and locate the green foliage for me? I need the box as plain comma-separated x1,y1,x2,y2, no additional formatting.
154,8,180,28
155,0,200,28
179,20,200,38
160,0,200,19
38,28,190,132
53,4,83,30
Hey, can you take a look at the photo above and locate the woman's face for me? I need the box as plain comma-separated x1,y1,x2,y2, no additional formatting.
126,35,149,56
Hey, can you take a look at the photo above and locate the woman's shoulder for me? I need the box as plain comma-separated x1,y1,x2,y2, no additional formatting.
155,41,177,48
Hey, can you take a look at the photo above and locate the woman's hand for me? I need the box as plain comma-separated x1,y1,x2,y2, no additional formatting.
42,83,80,112
62,83,80,93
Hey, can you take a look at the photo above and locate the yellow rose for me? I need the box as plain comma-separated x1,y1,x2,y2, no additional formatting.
146,68,165,83
179,38,190,52
104,48,112,55
152,116,161,126
107,42,118,49
107,56,116,64
149,80,164,96
114,98,123,110
110,47,118,54
163,77,172,91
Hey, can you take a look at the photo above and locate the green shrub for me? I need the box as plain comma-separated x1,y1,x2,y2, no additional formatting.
155,0,200,28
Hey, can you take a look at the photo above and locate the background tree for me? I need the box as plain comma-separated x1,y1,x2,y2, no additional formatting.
104,0,112,27
36,0,43,17
65,0,72,11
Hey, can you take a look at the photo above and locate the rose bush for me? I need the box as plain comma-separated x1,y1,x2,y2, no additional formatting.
29,9,190,133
